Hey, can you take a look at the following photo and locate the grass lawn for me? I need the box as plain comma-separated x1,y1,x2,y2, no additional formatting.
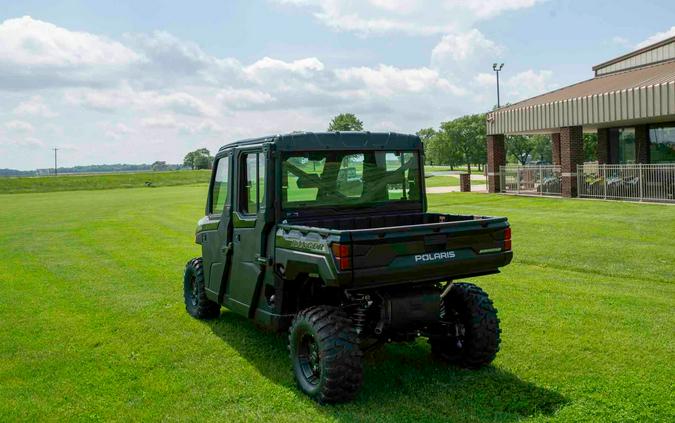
425,175,460,187
0,170,211,194
1,186,673,422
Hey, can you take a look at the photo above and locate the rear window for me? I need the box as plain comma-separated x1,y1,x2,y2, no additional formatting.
281,150,420,209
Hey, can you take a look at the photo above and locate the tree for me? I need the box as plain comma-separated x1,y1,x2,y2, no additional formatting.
416,128,437,165
151,161,169,171
506,135,534,165
583,133,598,162
328,113,364,131
438,113,486,174
530,135,552,163
183,148,213,170
416,128,436,143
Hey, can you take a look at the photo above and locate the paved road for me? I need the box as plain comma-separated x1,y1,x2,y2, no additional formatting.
428,171,486,180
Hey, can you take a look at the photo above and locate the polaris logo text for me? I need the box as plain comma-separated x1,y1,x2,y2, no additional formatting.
414,251,456,262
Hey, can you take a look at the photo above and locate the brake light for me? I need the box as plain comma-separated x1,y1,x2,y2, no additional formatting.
503,227,512,251
331,242,352,271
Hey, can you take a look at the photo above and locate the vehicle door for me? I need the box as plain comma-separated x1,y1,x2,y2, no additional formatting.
200,152,233,299
227,147,269,315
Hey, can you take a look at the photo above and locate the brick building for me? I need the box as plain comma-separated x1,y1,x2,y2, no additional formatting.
486,36,675,197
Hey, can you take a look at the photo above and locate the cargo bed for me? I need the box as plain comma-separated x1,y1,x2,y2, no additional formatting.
278,212,512,288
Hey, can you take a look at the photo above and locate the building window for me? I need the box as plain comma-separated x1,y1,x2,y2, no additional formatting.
609,128,635,164
617,128,635,164
649,124,675,163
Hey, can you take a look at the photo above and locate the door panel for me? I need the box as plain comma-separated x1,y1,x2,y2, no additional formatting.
228,218,261,310
226,150,267,314
201,155,233,300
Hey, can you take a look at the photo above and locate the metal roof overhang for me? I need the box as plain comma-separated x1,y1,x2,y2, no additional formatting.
486,60,675,135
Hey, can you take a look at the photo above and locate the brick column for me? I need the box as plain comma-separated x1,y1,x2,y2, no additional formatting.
560,126,584,197
551,133,561,166
597,128,609,164
486,134,505,193
635,125,650,164
459,173,471,192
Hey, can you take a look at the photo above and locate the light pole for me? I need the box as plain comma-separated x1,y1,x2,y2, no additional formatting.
53,148,58,176
493,63,504,108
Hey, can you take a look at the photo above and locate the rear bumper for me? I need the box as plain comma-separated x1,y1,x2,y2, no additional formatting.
348,251,512,289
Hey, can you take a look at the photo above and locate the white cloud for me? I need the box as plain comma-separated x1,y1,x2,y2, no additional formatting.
336,65,466,97
150,92,216,117
272,0,542,36
0,16,140,67
140,115,185,130
5,120,34,133
473,72,496,87
244,57,325,82
0,15,552,170
64,87,134,111
504,69,556,102
0,136,44,148
0,16,141,89
65,87,217,116
140,115,224,135
218,88,277,109
13,95,58,117
100,122,137,139
431,29,501,66
123,30,241,86
636,26,675,49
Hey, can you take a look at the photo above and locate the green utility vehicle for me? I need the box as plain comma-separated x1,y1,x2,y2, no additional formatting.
184,132,512,403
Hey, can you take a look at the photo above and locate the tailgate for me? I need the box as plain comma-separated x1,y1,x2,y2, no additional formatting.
348,215,512,287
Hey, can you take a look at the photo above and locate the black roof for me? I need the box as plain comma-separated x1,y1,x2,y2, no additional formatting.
217,131,421,153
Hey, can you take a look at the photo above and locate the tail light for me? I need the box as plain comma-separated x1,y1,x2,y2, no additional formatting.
503,227,512,251
331,242,352,271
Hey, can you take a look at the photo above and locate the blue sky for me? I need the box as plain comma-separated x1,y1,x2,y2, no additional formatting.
1,0,674,169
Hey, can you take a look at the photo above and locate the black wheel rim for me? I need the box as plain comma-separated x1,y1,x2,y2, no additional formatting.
444,309,467,350
188,274,198,307
453,320,467,349
297,333,321,386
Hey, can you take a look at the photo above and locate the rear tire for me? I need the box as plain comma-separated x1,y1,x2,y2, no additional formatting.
183,257,220,319
288,306,363,403
429,282,500,368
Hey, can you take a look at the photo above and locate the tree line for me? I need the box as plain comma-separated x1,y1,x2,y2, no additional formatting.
183,111,599,175
417,114,597,170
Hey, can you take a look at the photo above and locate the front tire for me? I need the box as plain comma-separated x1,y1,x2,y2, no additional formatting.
183,257,220,319
288,306,363,403
430,282,500,368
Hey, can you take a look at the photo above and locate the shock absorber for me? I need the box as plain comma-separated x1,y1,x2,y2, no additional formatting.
350,294,371,340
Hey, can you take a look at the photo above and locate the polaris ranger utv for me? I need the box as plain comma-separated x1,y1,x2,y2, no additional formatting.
184,132,512,403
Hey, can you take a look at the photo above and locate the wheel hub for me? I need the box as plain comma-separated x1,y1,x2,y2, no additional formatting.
298,333,321,385
189,276,198,306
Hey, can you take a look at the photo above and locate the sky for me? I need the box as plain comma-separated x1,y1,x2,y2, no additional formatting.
0,0,674,170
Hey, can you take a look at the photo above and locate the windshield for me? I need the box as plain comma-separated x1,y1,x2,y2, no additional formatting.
281,150,421,209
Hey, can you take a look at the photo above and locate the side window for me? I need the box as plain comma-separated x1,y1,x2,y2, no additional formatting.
210,157,229,215
336,154,364,198
384,151,418,200
241,152,265,214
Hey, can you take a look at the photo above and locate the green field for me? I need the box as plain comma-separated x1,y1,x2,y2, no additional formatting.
1,186,673,422
425,175,460,187
0,170,211,194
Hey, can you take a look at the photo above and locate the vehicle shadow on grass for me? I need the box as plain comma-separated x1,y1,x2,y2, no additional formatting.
205,311,568,422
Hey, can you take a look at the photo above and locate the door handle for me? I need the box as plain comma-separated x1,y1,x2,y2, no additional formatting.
221,242,232,254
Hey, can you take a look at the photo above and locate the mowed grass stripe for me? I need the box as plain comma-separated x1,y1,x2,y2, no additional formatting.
1,187,673,421
0,170,211,194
